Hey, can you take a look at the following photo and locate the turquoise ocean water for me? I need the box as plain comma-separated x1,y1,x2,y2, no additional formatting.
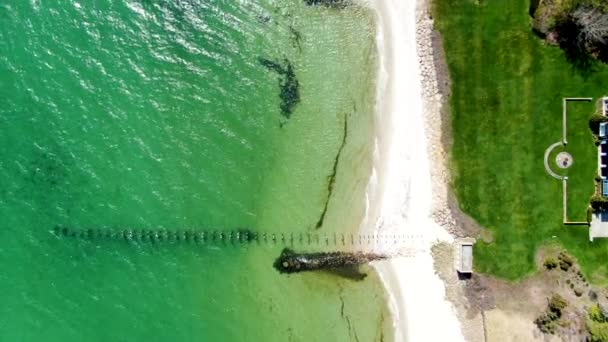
0,1,390,341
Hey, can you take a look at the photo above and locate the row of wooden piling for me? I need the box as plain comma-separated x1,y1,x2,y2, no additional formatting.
51,226,421,246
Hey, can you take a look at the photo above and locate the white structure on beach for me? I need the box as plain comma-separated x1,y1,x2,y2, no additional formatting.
454,239,475,274
590,212,608,241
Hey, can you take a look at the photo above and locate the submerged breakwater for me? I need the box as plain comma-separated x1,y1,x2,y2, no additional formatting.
52,226,421,248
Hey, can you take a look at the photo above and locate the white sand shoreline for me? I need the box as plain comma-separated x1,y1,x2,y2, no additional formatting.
361,0,466,341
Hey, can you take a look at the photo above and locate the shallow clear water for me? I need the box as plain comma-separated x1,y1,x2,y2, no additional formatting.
0,1,389,341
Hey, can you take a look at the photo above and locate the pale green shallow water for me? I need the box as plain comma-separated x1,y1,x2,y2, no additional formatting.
0,1,390,341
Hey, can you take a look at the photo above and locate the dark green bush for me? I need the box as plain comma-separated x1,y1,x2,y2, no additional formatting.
590,114,608,132
535,294,569,334
536,312,559,334
588,320,608,342
588,304,608,342
590,304,608,323
532,0,608,69
544,258,559,270
591,113,608,124
549,294,568,313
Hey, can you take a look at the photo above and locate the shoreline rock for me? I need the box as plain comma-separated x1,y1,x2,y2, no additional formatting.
273,247,387,278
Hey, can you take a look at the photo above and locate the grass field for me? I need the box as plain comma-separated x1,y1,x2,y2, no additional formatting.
433,0,608,284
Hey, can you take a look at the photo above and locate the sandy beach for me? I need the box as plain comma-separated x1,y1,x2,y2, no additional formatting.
363,0,466,340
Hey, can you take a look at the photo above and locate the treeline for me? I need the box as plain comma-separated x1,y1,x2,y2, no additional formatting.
531,0,608,67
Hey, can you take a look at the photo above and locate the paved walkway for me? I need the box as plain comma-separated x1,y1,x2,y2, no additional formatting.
544,142,565,180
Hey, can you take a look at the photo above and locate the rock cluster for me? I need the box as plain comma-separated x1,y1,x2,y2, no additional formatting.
273,248,387,280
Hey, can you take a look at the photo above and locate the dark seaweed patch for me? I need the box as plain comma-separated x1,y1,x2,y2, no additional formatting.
258,57,300,122
27,150,68,189
279,63,299,117
258,58,284,72
304,0,348,8
340,294,361,341
315,114,348,229
15,145,85,218
256,14,271,24
289,25,303,52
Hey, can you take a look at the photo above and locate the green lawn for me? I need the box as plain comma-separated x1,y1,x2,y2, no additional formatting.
433,0,608,284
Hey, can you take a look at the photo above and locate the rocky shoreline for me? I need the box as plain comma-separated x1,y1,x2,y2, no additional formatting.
417,2,487,240
417,3,459,236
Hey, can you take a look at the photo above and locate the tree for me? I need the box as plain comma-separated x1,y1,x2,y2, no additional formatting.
573,6,608,47
551,5,608,68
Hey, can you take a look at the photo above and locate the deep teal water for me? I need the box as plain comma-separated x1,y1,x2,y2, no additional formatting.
0,1,389,341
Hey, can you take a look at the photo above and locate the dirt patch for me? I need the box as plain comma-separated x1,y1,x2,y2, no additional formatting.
483,250,599,339
463,275,495,315
485,309,556,342
436,244,608,341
